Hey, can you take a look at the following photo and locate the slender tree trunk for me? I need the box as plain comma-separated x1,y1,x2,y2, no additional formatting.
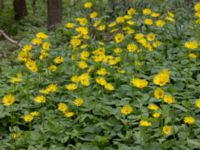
0,0,4,9
13,0,28,20
47,0,62,31
32,0,37,15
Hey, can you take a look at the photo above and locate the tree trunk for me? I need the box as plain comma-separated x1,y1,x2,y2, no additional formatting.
32,0,37,15
13,0,28,20
0,0,4,9
47,0,62,31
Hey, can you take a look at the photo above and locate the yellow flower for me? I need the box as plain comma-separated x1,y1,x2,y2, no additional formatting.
154,88,164,99
42,42,51,50
153,69,170,86
110,28,118,33
24,114,34,123
76,18,88,26
39,89,49,95
78,61,88,69
70,38,81,48
188,53,197,59
46,84,57,93
152,112,160,118
184,116,195,125
96,77,107,86
144,19,153,25
25,60,38,73
79,73,91,87
22,44,32,52
54,56,64,64
147,33,156,41
146,44,153,51
114,48,122,54
34,95,46,103
165,16,175,22
131,78,148,89
90,11,98,18
135,33,144,40
93,20,101,27
65,112,75,118
104,83,114,91
48,65,57,72
163,95,174,104
65,22,75,28
87,66,94,73
127,28,135,34
39,51,48,60
194,3,200,11
11,132,21,139
81,44,88,49
36,32,48,39
18,51,30,62
152,40,161,48
137,38,147,46
127,8,136,15
184,41,198,50
71,75,80,83
84,2,93,9
115,33,124,43
143,8,152,15
30,111,39,117
124,15,132,20
195,12,200,17
65,84,78,91
76,27,89,35
96,68,108,76
2,94,15,106
58,103,68,112
71,54,77,61
148,104,159,111
11,73,23,83
74,98,84,107
127,43,137,52
140,120,152,127
168,11,175,18
156,20,165,27
31,38,42,45
98,25,106,31
83,35,90,40
151,12,160,17
195,18,200,24
116,16,125,24
121,105,133,115
127,20,135,26
108,22,116,28
195,98,200,108
118,69,126,74
163,125,172,135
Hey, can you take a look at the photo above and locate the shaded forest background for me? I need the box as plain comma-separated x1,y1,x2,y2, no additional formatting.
0,0,198,58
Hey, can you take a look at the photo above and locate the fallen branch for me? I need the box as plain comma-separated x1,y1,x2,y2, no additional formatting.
0,30,22,47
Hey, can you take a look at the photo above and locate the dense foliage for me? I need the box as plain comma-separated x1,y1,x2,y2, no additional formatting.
1,1,200,150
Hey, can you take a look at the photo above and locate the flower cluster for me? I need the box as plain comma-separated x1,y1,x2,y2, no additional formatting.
1,1,200,149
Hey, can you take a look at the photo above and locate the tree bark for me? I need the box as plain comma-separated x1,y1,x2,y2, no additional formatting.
13,0,28,20
47,0,62,31
32,0,37,15
0,0,4,9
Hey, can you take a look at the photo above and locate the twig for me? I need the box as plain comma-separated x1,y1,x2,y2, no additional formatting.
0,30,22,47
